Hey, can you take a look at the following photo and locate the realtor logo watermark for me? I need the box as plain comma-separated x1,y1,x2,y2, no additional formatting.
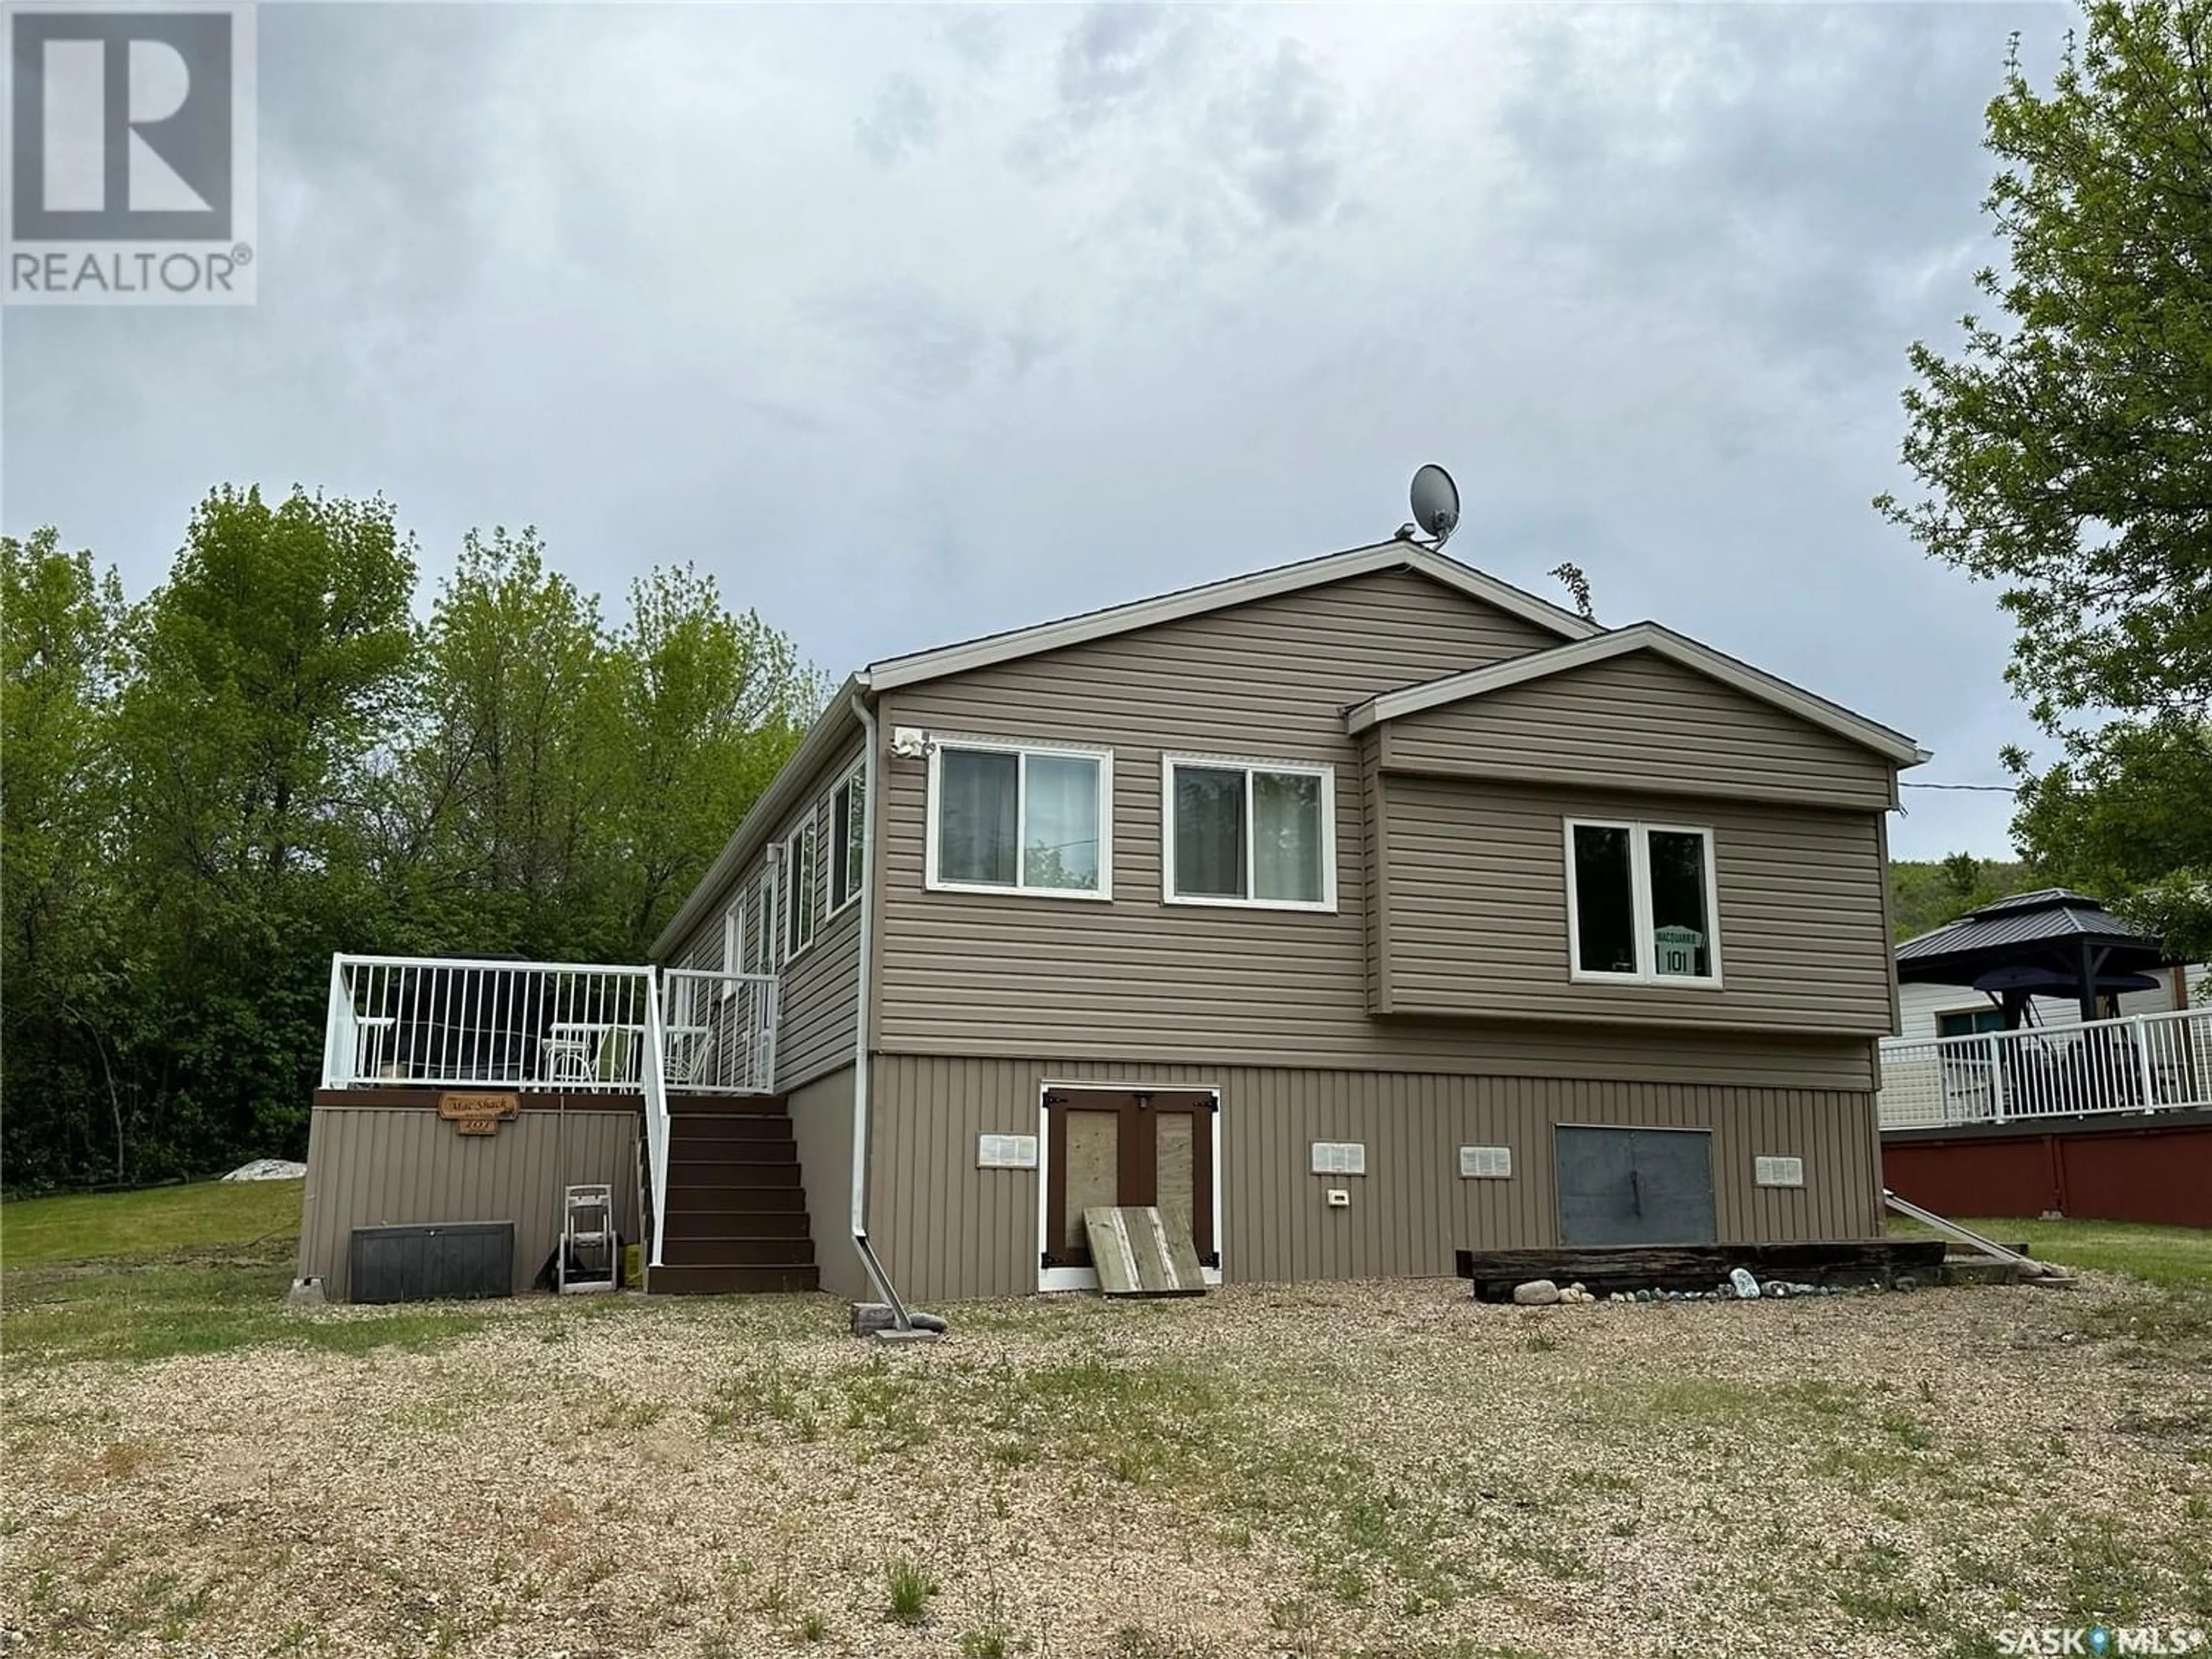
5,1,256,304
1998,1627,2208,1656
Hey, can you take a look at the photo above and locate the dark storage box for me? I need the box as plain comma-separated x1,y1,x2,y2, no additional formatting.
348,1221,514,1304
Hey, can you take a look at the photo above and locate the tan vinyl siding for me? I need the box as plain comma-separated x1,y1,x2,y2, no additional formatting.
1361,731,1389,1012
874,566,1873,1089
297,1104,641,1301
869,1054,1884,1303
1380,647,1898,811
661,742,865,1094
786,1066,868,1300
1380,777,1895,1035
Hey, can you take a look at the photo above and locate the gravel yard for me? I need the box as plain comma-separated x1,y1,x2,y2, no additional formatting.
3,1262,2210,1659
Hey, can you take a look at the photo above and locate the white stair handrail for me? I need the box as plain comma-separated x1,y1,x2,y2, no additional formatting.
641,968,672,1270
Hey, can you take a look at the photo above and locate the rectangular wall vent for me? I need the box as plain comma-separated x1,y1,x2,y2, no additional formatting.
1309,1141,1366,1177
1459,1145,1513,1180
1755,1155,1805,1188
978,1133,1039,1170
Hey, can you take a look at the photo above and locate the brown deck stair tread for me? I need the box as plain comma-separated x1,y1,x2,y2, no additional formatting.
649,1093,819,1297
647,1264,820,1295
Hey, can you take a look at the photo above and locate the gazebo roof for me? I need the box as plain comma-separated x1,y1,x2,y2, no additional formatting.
1895,887,2173,988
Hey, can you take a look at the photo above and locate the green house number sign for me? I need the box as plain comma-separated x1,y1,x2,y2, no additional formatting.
1653,925,1705,977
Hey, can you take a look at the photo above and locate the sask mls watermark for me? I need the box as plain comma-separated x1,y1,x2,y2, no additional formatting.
5,1,256,304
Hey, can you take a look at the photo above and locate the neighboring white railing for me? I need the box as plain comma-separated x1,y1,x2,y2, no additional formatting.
1878,1005,2212,1130
659,969,779,1097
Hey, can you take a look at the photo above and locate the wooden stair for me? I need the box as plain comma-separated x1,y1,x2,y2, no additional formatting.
649,1096,819,1295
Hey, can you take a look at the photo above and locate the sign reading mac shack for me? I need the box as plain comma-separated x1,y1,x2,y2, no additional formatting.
438,1092,520,1137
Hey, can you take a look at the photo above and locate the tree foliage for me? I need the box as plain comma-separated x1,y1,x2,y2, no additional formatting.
1,490,820,1191
1880,2,2212,966
1887,855,2031,944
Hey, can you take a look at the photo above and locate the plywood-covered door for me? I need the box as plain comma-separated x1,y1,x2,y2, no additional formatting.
1555,1126,1717,1247
1042,1088,1215,1271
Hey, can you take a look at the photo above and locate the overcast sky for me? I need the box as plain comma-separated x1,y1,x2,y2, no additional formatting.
2,1,2069,859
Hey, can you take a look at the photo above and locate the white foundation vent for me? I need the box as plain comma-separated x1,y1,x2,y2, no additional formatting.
1459,1145,1513,1180
1310,1141,1366,1177
977,1134,1038,1170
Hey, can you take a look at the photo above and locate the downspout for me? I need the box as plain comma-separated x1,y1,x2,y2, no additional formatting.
848,690,914,1331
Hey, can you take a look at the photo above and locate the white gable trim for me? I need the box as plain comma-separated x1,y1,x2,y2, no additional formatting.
1343,622,1929,767
861,540,1596,693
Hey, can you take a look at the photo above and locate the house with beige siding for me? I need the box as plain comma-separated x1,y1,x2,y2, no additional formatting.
628,537,1927,1306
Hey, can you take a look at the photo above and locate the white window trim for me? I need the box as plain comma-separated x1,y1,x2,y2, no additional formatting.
1159,752,1337,913
781,813,820,964
827,762,865,921
753,853,778,976
1563,818,1724,988
720,902,741,1000
924,733,1115,903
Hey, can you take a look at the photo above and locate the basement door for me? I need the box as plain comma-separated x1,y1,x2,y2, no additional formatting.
1040,1087,1218,1289
1554,1126,1718,1247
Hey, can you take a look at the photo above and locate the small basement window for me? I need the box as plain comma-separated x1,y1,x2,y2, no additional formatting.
1566,819,1721,986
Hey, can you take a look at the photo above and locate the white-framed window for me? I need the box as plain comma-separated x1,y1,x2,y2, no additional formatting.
781,815,819,961
1564,819,1722,987
829,763,866,916
1161,753,1335,911
751,853,778,975
926,736,1112,900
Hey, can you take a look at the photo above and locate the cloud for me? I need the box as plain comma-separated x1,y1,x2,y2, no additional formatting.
2,2,2077,861
1207,40,1347,229
857,73,940,166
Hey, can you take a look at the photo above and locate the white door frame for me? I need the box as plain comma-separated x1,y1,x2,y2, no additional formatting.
1036,1079,1224,1293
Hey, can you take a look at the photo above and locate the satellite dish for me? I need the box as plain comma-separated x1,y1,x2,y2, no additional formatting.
1410,464,1460,546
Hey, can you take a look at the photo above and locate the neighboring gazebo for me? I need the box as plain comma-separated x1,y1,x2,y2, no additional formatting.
1895,887,2175,1031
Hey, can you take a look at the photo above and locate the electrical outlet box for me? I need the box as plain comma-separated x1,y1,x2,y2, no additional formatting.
1325,1188,1350,1209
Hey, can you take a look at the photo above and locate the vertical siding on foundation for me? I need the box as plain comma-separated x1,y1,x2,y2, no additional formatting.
868,1054,1884,1304
786,1065,868,1300
297,1106,641,1301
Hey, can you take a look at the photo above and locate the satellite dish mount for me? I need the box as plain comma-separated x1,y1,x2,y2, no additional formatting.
1409,464,1461,549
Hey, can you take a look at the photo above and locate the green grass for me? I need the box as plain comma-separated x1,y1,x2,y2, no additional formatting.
884,1558,936,1626
0,1178,304,1270
0,1238,527,1368
1886,1215,2212,1292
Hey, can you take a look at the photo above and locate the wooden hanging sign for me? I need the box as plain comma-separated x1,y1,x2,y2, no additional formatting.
438,1092,520,1135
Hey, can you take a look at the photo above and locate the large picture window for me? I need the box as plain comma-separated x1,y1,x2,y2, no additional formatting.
1162,755,1334,910
927,738,1111,898
1565,820,1721,986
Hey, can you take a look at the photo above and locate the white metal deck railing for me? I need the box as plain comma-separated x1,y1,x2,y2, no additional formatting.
320,955,781,1270
1877,1004,2212,1130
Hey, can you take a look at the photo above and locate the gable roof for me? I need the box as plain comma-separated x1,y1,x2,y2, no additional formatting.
1342,621,1929,767
859,539,1597,692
